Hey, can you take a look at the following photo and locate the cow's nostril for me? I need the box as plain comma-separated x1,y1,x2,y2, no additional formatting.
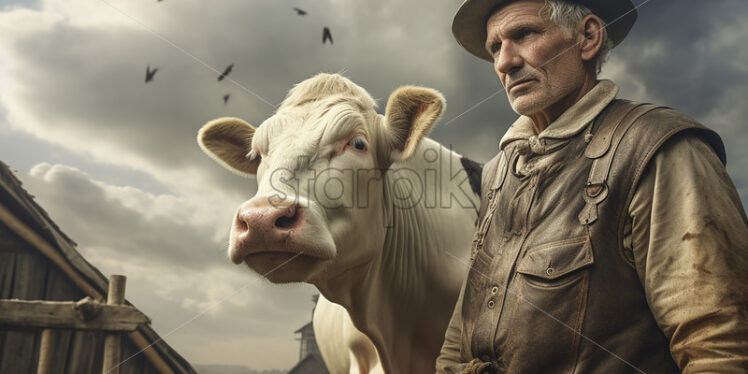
235,214,249,232
275,206,299,229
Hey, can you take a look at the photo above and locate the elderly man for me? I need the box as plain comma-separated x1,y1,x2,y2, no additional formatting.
436,0,748,373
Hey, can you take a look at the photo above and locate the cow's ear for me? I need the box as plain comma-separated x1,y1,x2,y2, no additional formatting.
383,86,445,162
197,117,260,176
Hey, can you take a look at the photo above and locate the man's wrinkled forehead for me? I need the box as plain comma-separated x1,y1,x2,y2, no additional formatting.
485,0,547,38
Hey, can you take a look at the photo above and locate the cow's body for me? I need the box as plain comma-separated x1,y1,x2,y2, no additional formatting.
198,74,480,373
314,137,479,373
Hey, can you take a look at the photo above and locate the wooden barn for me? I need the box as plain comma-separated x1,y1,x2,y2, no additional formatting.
0,161,196,374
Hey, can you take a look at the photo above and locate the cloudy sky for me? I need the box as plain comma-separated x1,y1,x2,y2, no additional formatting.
1,0,746,370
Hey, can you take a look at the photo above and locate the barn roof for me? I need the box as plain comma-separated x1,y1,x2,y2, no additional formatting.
287,353,328,374
0,161,196,373
294,321,313,334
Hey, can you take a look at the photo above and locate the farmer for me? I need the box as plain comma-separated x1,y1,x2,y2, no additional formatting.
437,0,748,373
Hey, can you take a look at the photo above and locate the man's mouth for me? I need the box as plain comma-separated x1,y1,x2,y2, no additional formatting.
506,78,536,92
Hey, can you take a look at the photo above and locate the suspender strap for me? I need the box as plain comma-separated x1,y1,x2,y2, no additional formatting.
578,101,661,226
471,151,508,260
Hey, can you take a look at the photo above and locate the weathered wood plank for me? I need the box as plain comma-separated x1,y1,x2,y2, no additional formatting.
47,329,73,374
92,331,106,373
44,261,84,302
0,222,27,253
0,252,15,356
10,252,48,300
0,252,47,374
43,264,81,373
0,203,103,300
119,336,145,374
0,329,38,374
0,299,150,331
0,253,16,299
143,362,160,374
65,330,101,374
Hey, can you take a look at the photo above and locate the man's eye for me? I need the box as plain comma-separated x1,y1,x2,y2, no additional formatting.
518,28,535,39
490,43,502,55
347,136,367,151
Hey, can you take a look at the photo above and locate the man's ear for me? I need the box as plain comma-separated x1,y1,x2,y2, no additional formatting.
197,117,260,176
383,86,446,162
579,14,604,63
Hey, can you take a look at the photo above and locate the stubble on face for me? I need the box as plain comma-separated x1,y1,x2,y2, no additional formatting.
485,1,586,118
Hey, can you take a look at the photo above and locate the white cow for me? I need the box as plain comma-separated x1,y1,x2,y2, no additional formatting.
198,73,480,374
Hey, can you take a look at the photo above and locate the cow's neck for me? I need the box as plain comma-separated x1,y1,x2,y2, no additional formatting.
318,138,478,373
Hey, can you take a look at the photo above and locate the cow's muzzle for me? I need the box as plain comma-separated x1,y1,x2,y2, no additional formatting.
230,199,304,264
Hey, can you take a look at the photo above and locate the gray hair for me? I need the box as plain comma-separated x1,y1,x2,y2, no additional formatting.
539,0,613,74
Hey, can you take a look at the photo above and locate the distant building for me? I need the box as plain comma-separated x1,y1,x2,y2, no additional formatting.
295,322,320,361
287,295,329,374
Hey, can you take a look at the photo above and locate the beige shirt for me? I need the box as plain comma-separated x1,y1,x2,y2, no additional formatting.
437,80,748,373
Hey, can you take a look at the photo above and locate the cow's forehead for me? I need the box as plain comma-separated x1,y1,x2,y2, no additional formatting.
253,95,379,155
280,73,378,109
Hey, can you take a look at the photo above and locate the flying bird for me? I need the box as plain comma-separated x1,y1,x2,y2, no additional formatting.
218,63,233,81
223,94,230,105
293,7,307,16
145,65,158,83
323,27,333,45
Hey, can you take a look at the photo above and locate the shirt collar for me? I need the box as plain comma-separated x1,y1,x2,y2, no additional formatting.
499,80,619,150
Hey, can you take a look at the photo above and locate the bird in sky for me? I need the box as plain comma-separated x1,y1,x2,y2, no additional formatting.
145,65,158,83
218,64,233,81
323,27,333,45
223,94,231,105
293,7,307,16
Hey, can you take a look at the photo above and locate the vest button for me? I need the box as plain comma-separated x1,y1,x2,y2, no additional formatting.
491,286,499,294
487,299,495,309
546,267,555,276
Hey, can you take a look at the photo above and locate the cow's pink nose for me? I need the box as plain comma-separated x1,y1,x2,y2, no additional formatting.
231,201,302,263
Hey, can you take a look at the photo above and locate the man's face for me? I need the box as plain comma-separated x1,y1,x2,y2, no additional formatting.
485,0,586,116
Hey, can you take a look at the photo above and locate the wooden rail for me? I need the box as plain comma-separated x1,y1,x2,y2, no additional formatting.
0,297,149,331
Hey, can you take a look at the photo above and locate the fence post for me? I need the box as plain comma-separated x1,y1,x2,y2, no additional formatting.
36,328,54,374
102,275,126,374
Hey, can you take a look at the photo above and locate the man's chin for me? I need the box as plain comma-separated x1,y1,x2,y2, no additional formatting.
509,95,547,116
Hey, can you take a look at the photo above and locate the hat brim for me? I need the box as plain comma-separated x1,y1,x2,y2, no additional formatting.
452,0,637,62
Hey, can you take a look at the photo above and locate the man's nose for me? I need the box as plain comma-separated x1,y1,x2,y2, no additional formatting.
495,42,523,76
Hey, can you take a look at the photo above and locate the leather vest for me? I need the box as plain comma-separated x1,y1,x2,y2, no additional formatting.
460,100,726,373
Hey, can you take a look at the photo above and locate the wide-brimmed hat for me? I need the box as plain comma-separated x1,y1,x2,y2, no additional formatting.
452,0,637,62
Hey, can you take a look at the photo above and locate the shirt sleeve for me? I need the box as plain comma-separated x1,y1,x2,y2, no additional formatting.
435,276,466,373
627,133,748,372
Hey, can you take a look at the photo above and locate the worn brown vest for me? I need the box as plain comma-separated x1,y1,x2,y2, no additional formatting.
460,100,726,373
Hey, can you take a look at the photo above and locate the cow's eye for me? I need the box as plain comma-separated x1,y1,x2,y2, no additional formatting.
347,136,367,151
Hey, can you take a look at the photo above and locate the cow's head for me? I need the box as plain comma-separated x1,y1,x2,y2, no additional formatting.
198,73,445,283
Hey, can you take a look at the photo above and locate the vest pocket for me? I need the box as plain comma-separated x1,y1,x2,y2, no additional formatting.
515,236,594,286
502,236,594,372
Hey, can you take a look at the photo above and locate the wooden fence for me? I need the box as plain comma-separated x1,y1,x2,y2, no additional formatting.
0,275,150,374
